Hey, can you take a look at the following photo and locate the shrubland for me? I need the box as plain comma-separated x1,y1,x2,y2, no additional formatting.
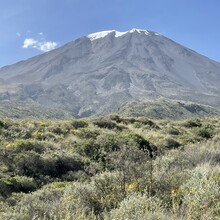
0,115,220,219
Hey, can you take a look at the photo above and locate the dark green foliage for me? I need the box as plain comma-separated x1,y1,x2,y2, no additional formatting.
14,151,43,177
195,126,213,139
49,126,65,135
95,133,120,152
14,140,46,154
183,119,202,128
0,120,5,128
0,176,37,197
109,114,123,123
42,154,83,178
93,118,123,130
76,140,101,160
167,127,180,135
137,117,157,127
128,133,157,158
162,138,181,149
71,120,88,129
13,152,83,179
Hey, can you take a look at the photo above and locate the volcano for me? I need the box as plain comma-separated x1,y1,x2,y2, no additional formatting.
0,28,220,117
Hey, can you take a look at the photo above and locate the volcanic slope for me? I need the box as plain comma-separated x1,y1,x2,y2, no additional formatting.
0,29,220,117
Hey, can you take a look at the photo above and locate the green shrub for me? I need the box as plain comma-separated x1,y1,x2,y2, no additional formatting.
13,150,83,179
71,128,100,139
0,175,37,197
162,138,181,149
41,153,83,178
0,176,16,197
95,133,120,152
75,140,101,160
12,176,37,193
91,171,124,211
180,164,220,219
0,120,5,128
109,114,123,123
194,126,213,139
93,118,123,130
107,194,171,220
14,151,43,177
107,138,150,197
153,151,190,209
8,182,65,219
128,133,157,158
71,120,88,129
183,119,202,128
14,140,46,154
137,117,158,128
167,127,180,135
121,117,137,125
49,126,65,135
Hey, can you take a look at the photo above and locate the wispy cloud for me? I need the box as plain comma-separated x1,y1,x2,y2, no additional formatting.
22,34,57,52
16,32,21,37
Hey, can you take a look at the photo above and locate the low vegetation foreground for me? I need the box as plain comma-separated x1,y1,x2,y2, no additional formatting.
0,115,220,219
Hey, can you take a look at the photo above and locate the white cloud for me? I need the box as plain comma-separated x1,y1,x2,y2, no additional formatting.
23,38,38,48
38,41,57,52
39,32,44,36
22,37,57,52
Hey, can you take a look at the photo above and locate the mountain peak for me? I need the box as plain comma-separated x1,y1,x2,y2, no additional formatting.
87,28,160,41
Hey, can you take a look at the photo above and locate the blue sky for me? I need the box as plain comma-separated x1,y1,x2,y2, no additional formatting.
1,0,220,67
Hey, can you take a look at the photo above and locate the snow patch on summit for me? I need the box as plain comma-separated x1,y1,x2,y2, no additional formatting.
87,30,115,41
115,31,127,37
129,28,149,35
87,29,160,41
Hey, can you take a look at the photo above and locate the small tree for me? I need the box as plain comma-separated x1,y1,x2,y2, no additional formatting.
107,138,149,198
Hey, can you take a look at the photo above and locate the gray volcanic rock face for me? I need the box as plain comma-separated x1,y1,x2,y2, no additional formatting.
0,28,220,117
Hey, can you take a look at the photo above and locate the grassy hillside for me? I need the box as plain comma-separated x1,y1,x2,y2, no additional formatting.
119,99,220,119
1,99,220,120
0,101,75,119
0,115,220,219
